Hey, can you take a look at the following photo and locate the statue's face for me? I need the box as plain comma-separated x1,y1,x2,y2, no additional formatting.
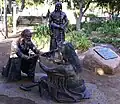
24,32,32,45
55,2,62,12
25,33,32,41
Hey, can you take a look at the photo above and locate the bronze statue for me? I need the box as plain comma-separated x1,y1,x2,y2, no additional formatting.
20,42,90,103
49,2,68,52
2,29,40,81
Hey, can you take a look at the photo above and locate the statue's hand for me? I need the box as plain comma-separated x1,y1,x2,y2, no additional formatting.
60,25,64,30
22,54,31,60
51,23,61,29
30,54,39,59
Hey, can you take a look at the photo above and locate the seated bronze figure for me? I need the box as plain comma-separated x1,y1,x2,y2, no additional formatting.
20,41,90,103
2,29,39,81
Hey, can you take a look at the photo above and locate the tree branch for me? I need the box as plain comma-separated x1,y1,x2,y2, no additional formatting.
83,0,92,14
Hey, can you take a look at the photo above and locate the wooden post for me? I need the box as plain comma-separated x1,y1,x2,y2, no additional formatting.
13,4,16,35
0,0,2,21
0,0,2,30
4,0,8,38
70,0,74,9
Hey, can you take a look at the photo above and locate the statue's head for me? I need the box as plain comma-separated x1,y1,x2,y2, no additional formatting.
55,2,62,12
21,29,33,44
59,41,82,73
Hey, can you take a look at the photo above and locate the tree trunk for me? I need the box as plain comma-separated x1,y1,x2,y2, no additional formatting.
76,0,84,31
79,6,83,30
0,0,2,21
13,5,16,35
4,0,8,38
70,0,74,9
21,0,25,10
8,0,12,13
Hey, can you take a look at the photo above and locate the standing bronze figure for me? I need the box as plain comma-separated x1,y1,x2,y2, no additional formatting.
49,2,68,51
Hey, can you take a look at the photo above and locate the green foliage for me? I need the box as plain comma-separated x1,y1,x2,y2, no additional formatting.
96,0,120,17
66,24,76,33
8,16,13,26
96,20,120,37
92,37,120,48
81,21,102,34
33,0,44,5
33,25,92,51
65,31,92,51
32,25,50,48
16,0,44,7
81,20,120,36
86,14,97,18
91,20,120,48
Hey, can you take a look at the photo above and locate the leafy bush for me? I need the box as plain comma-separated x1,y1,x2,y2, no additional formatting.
86,14,97,18
66,31,92,51
81,22,102,34
33,25,92,51
66,24,76,33
32,25,50,48
8,16,13,26
96,20,120,37
92,37,120,48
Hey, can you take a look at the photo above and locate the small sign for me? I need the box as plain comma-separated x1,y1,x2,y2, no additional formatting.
94,47,118,60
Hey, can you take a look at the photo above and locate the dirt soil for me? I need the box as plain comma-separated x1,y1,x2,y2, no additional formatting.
0,39,120,104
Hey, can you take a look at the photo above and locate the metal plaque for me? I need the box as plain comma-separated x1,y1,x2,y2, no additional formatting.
94,47,118,60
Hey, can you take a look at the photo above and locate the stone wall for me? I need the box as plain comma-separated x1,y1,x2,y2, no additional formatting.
17,16,48,25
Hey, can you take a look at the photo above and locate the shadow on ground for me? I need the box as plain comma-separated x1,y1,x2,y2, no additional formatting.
0,95,36,104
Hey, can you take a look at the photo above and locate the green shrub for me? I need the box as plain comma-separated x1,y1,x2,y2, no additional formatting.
32,25,50,48
66,24,76,33
66,31,92,51
8,16,13,26
33,25,92,51
81,22,102,34
92,37,120,48
96,20,120,37
86,14,97,18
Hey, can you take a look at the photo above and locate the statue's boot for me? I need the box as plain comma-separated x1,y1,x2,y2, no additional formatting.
67,79,91,99
82,88,91,99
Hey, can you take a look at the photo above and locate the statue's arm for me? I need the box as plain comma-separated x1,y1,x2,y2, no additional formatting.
16,47,29,60
29,42,40,54
62,14,68,28
13,41,29,60
49,13,60,29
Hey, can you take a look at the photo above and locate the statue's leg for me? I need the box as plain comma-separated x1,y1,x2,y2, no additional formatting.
3,57,21,81
39,76,49,97
27,56,38,80
50,36,57,51
56,31,65,44
21,58,29,74
2,57,11,77
21,56,37,80
50,36,57,58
